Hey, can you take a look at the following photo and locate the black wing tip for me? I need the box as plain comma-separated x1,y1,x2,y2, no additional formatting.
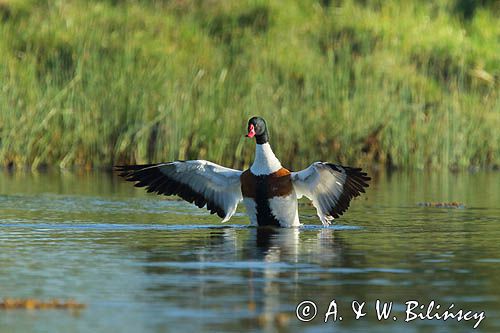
325,163,372,188
324,163,372,219
114,162,227,218
343,166,371,181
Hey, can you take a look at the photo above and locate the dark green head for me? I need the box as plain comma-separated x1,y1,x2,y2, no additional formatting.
246,116,269,144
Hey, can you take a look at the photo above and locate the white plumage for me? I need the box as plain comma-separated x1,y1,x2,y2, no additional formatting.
292,162,369,226
250,143,282,176
268,194,300,227
117,160,243,222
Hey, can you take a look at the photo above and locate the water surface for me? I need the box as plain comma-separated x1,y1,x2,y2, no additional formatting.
0,171,499,332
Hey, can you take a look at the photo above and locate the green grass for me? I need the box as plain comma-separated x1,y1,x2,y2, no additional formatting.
0,0,498,171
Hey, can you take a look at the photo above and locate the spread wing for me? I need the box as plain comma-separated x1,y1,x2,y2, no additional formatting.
116,161,243,222
291,162,370,225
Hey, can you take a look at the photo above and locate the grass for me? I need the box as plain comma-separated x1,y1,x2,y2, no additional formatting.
0,0,498,171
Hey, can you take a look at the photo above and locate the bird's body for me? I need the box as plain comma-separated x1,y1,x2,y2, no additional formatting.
116,117,370,227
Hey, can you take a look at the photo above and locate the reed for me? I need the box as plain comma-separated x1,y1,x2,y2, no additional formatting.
0,0,498,171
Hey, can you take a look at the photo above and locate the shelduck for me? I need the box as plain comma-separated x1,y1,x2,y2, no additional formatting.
116,116,370,227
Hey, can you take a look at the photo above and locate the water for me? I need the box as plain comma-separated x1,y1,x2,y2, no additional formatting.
0,170,499,332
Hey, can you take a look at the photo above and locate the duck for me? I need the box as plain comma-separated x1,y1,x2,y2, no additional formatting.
116,116,370,227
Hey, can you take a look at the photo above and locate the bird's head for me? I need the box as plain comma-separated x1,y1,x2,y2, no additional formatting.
246,116,269,144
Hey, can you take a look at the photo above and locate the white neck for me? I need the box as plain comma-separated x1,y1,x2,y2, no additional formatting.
250,143,282,175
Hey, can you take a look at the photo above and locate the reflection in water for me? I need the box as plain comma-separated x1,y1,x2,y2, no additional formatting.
249,227,337,330
252,228,300,331
252,227,351,266
135,226,353,331
253,227,300,260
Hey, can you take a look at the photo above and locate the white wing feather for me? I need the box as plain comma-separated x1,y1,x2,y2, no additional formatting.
117,160,243,222
291,162,370,226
